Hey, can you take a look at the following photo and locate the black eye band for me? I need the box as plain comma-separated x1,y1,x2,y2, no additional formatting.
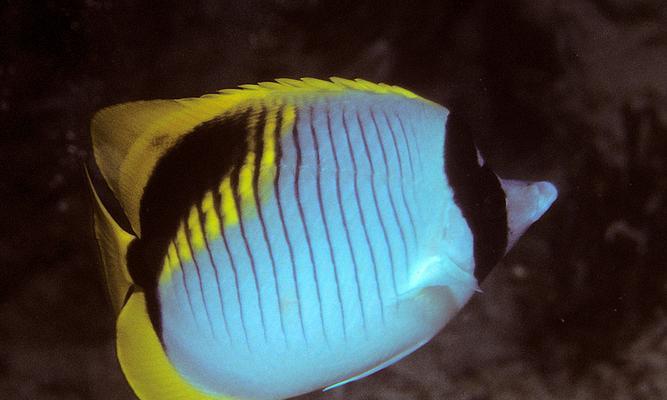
129,110,254,338
444,113,508,282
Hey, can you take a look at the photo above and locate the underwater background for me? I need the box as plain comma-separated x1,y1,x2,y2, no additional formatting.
1,0,666,399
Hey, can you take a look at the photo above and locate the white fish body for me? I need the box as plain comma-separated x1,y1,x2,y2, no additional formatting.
87,78,557,400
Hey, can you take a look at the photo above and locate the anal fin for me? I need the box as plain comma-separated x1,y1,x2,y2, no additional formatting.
116,291,234,400
323,338,428,392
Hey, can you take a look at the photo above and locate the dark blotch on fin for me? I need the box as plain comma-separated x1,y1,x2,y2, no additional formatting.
444,113,508,282
127,110,251,339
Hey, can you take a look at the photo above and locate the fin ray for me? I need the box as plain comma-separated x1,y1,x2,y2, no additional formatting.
86,166,134,315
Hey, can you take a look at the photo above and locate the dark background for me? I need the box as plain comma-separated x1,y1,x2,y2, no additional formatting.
1,0,666,399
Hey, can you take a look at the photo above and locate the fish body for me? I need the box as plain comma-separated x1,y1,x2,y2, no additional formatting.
87,78,557,400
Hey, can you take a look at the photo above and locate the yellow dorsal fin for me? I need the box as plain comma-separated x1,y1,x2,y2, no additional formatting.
91,78,424,236
117,291,235,400
85,166,134,315
219,76,423,99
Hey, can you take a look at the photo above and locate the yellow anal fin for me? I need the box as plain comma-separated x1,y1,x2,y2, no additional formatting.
86,166,135,315
117,291,234,400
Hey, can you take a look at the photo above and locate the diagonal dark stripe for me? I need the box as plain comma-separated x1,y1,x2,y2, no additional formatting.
196,203,231,340
231,116,268,342
326,102,367,333
404,111,425,173
253,106,287,342
275,110,307,343
356,111,398,301
382,110,417,262
342,106,385,323
310,105,346,339
133,110,251,338
370,109,410,279
183,218,216,338
394,111,421,255
213,190,250,348
293,107,328,343
394,112,417,185
172,238,197,327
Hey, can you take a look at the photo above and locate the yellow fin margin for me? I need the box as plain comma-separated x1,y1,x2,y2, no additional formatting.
223,77,423,100
117,291,235,400
85,167,134,315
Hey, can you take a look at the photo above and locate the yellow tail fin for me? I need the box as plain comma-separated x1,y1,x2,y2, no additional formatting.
86,166,135,315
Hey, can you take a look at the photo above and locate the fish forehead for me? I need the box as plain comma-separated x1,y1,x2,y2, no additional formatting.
152,92,471,399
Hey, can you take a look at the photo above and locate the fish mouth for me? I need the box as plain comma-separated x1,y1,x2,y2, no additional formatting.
501,179,558,251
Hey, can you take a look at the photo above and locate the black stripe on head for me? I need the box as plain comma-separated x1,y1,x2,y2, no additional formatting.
126,109,251,337
444,113,508,282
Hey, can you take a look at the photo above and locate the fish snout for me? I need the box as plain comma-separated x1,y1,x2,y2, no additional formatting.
500,179,558,252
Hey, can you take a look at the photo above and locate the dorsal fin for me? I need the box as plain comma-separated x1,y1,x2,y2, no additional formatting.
91,77,426,236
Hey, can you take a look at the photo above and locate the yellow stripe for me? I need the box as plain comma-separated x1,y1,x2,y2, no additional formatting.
256,103,294,203
157,208,205,287
187,206,205,252
160,242,180,285
220,103,297,225
237,108,258,207
261,107,278,171
281,104,296,135
219,177,239,226
256,106,278,196
159,255,173,285
176,224,192,262
168,243,179,270
201,191,221,238
158,102,298,286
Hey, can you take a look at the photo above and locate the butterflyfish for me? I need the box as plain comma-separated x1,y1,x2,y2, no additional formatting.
87,77,558,400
